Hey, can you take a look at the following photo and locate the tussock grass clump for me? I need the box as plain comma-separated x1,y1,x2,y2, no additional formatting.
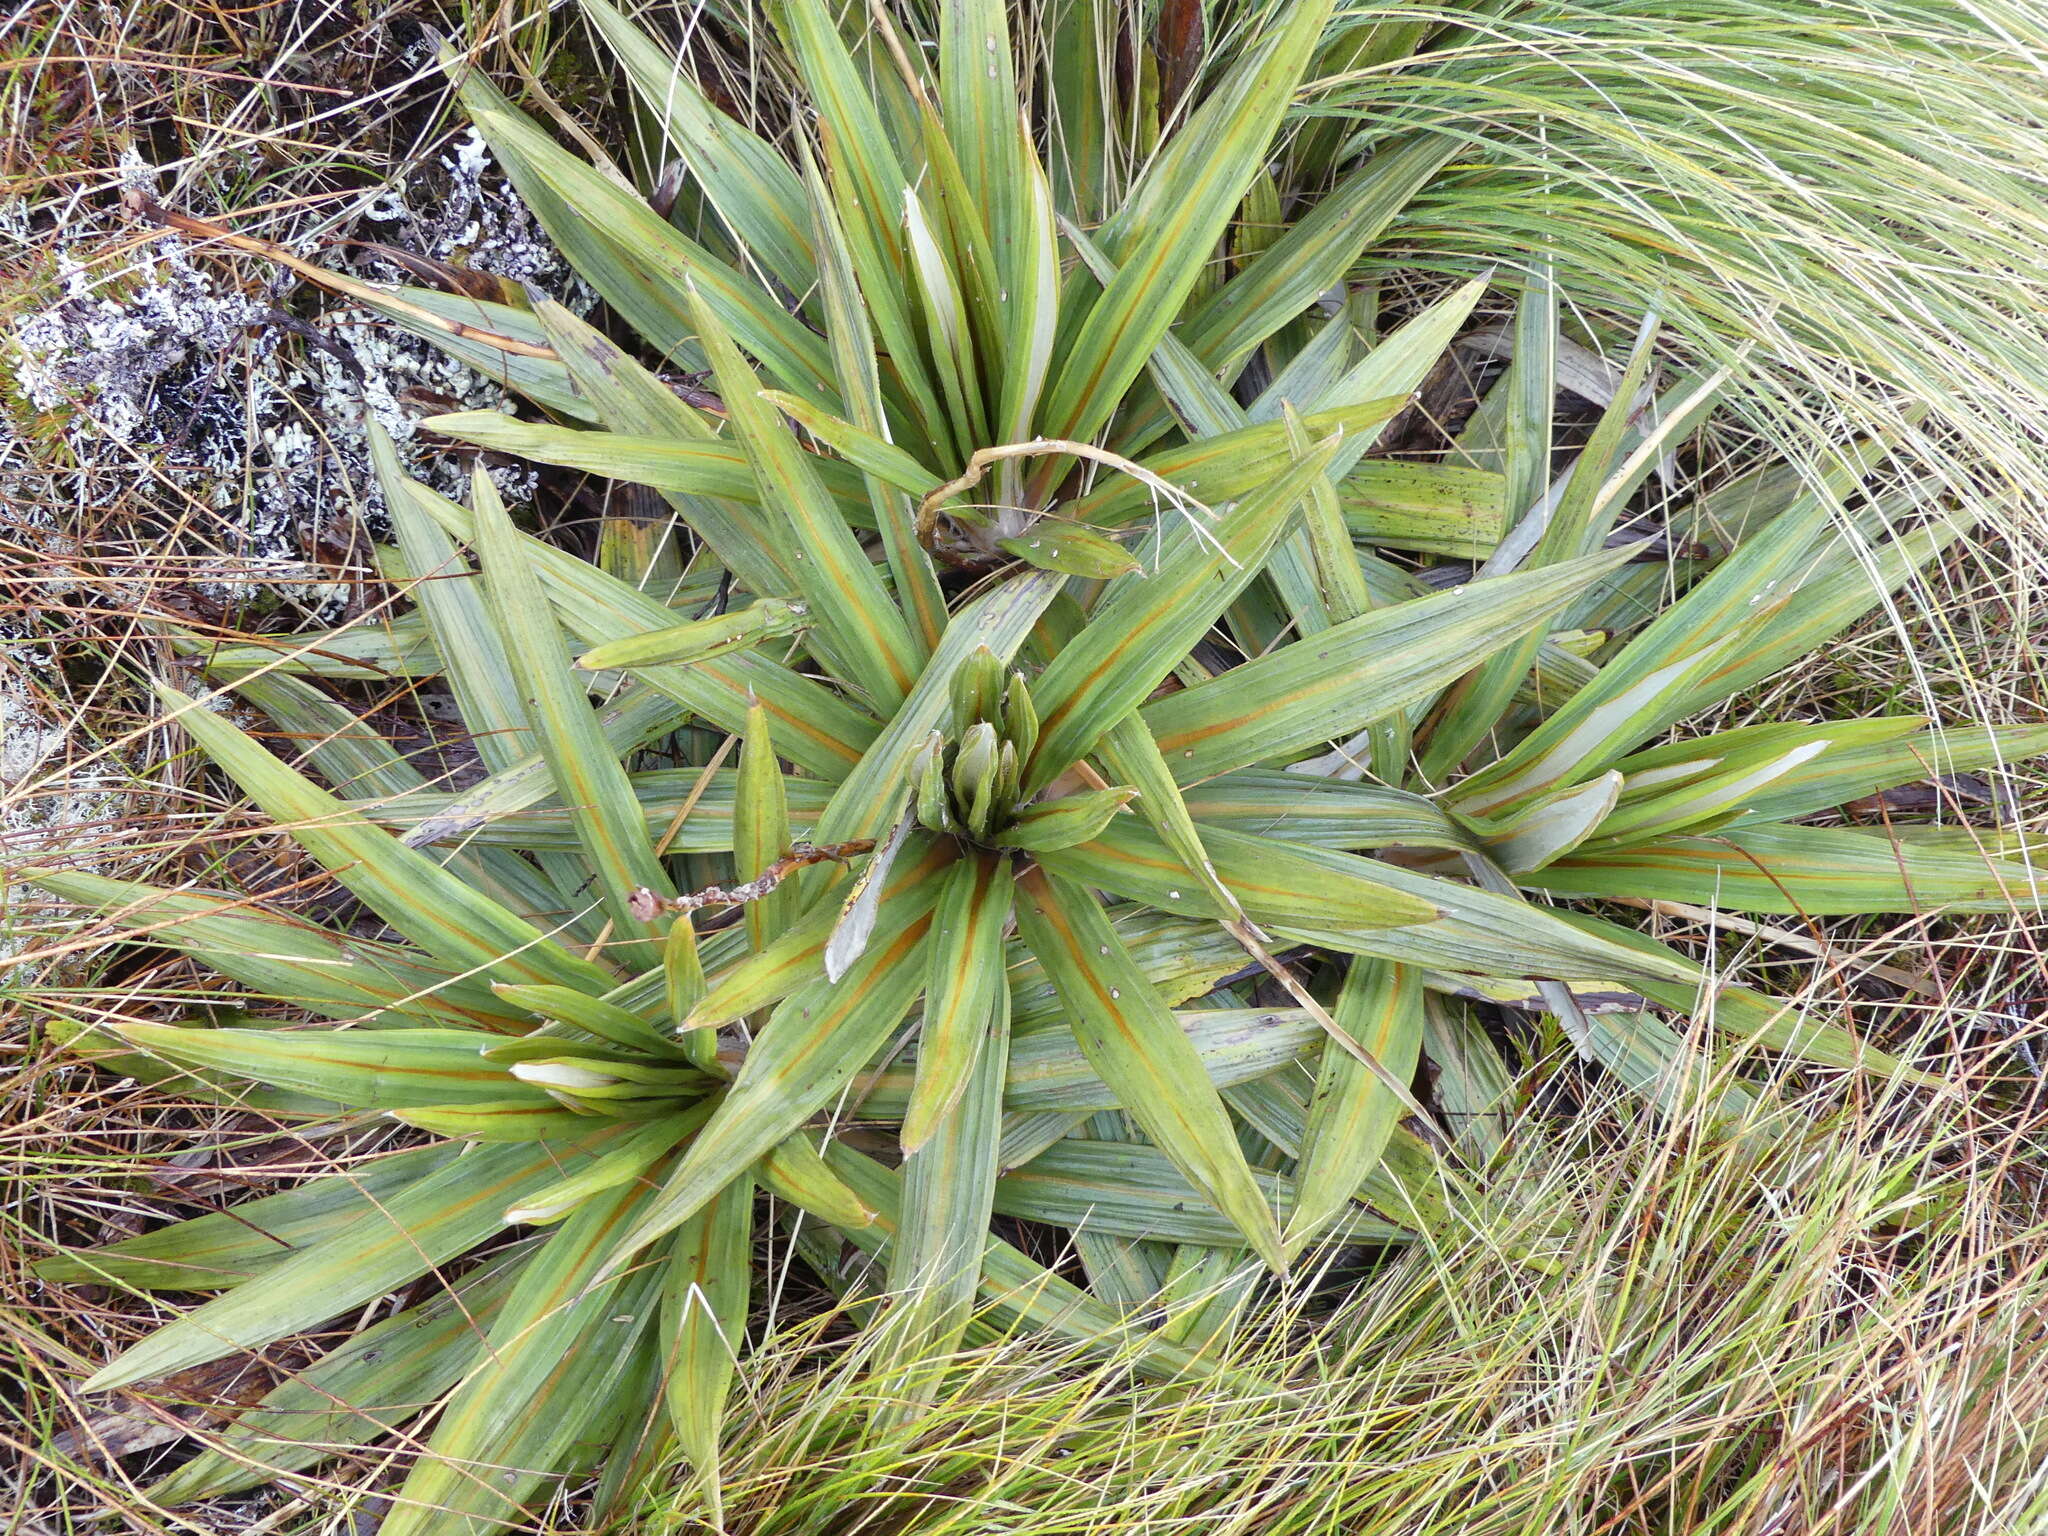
626,1079,2048,1536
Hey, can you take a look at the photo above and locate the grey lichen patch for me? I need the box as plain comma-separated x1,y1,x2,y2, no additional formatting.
0,126,595,971
3,133,592,618
0,665,126,973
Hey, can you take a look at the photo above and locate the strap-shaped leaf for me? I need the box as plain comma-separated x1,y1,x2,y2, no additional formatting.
1341,461,1507,558
1110,135,1463,457
1418,995,1516,1158
1253,303,1363,422
35,1142,461,1290
1529,823,2046,914
1582,1006,1763,1131
109,1023,556,1111
81,1130,634,1391
999,523,1140,579
1437,339,1730,782
381,1181,665,1536
659,1181,752,1521
504,1113,703,1225
734,700,798,952
761,391,943,499
995,1139,1406,1250
22,869,527,1030
580,0,816,299
1473,772,1625,874
1025,546,1240,912
1558,425,1909,642
1043,0,1118,222
1285,400,1376,631
1026,439,1340,795
1008,907,1249,1030
1515,356,1727,578
774,0,953,456
373,430,532,777
1044,818,1694,987
1036,0,1334,446
1000,1110,1095,1171
1142,544,1634,783
1175,771,1468,852
193,611,441,679
622,898,938,1253
1035,816,1434,931
1663,721,2048,828
885,859,1012,1404
857,1007,1323,1116
391,465,878,780
1238,285,1489,665
471,470,676,963
1181,134,1461,376
1590,743,1834,847
939,0,1025,269
146,1248,526,1502
151,684,616,994
1285,960,1423,1254
756,1131,882,1231
903,178,991,448
1058,212,1259,446
1064,399,1405,529
355,769,833,853
382,699,701,853
574,598,812,673
800,153,949,651
392,1101,605,1141
53,1016,339,1119
901,853,1014,1151
528,299,799,597
1608,716,1921,792
350,284,583,418
831,813,944,982
1501,257,1562,539
996,118,1061,448
1457,485,1968,815
585,1320,672,1523
453,60,836,404
423,412,864,508
1014,868,1284,1268
1001,786,1139,852
689,285,923,707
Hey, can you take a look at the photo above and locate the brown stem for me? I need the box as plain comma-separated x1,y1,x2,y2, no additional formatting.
628,839,876,919
123,192,560,361
916,437,1214,545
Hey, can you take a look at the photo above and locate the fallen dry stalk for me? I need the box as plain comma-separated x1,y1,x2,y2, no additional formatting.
122,192,560,361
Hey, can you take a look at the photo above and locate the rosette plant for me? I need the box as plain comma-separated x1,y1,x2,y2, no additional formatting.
28,1,2046,1530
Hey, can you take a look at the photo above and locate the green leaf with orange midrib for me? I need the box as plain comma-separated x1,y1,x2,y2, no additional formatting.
1014,868,1284,1269
83,1131,637,1391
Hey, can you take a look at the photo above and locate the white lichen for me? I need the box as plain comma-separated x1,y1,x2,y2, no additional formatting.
2,128,593,618
0,664,125,972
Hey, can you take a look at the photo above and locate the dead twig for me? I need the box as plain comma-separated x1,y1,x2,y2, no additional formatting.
916,437,1216,547
629,839,876,919
122,193,560,361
